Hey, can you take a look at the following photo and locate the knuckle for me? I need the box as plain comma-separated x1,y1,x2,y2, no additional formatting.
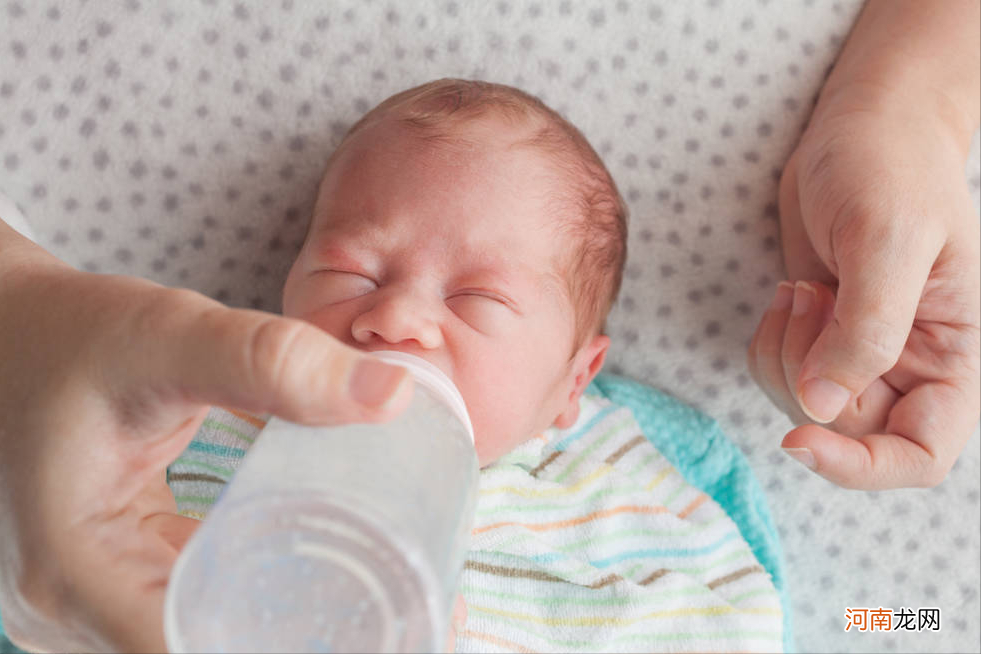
162,286,211,312
246,317,309,397
838,316,904,373
916,469,943,489
917,458,952,489
828,195,943,278
131,286,208,336
889,431,950,490
797,128,841,184
797,132,866,223
828,199,897,263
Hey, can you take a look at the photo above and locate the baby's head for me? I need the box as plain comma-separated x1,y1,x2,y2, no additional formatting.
283,79,627,466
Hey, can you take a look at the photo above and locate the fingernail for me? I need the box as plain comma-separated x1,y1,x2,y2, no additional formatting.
791,282,815,316
349,358,410,409
799,377,851,423
783,447,816,470
770,282,794,312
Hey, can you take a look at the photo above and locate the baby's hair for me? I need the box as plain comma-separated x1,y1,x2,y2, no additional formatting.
334,78,628,349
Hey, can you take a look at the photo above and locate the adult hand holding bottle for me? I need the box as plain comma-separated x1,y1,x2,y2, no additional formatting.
0,216,414,652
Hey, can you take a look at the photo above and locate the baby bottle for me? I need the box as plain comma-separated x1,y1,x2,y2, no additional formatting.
164,351,479,653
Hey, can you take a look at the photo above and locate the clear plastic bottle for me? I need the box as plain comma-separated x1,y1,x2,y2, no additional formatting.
165,351,479,653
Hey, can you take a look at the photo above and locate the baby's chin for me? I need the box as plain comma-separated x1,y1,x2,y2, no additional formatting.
472,431,498,468
473,430,538,469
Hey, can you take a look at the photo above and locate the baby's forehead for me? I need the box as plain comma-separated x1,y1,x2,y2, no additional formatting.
311,111,583,266
312,138,571,252
323,115,584,216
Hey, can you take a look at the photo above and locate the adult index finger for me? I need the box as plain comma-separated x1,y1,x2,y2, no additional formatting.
795,214,944,423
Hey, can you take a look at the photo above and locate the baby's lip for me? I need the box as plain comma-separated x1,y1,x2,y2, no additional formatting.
363,347,456,385
361,347,473,434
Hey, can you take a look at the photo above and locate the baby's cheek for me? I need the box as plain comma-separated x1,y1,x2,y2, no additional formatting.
454,351,537,466
291,304,356,344
468,404,501,467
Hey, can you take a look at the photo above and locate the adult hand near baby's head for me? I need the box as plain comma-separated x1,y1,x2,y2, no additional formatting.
0,226,411,652
748,81,980,490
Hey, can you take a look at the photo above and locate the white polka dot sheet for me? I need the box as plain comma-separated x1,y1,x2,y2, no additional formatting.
1,1,978,652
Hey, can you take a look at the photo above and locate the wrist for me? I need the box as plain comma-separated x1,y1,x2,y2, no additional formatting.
813,0,979,158
809,73,978,161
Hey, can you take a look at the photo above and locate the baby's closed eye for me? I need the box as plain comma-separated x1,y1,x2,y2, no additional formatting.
446,291,516,332
312,270,377,302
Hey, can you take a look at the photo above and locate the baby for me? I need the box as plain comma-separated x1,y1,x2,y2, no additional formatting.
281,79,625,466
168,79,785,652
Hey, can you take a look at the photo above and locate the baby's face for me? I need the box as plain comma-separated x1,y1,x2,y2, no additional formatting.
283,117,607,466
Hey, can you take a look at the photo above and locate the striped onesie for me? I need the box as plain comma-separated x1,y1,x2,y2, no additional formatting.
169,393,783,653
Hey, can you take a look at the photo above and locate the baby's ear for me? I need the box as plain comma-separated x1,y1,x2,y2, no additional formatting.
552,334,610,429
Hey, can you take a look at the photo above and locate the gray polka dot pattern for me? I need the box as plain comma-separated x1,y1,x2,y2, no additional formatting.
2,2,979,652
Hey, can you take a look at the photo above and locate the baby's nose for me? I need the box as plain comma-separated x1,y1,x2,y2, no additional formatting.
350,291,443,350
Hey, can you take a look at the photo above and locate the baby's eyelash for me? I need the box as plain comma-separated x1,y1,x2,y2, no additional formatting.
451,289,517,310
318,268,377,283
457,290,502,301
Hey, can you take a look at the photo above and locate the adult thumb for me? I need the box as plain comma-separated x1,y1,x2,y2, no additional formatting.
123,289,413,426
795,221,942,423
